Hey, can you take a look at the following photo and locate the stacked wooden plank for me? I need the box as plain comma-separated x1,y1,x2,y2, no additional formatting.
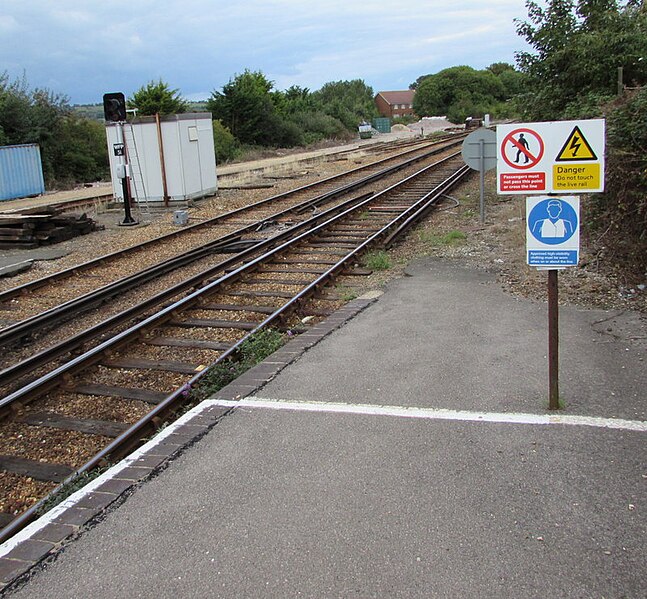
0,209,101,247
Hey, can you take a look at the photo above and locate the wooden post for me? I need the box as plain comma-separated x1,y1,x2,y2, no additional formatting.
548,269,559,410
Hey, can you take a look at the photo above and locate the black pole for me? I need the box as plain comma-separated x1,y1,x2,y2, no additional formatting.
120,176,137,225
118,122,137,226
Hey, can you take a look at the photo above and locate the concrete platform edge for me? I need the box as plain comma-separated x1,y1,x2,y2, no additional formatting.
0,295,377,592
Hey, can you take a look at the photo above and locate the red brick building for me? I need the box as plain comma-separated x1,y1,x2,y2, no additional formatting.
374,90,416,118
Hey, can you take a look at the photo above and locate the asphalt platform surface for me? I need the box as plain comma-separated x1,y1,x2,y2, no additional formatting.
4,258,646,598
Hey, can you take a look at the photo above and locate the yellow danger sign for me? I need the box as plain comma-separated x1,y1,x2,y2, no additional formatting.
555,126,598,161
553,164,600,190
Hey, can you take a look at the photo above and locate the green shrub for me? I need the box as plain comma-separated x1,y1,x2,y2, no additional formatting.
362,250,391,270
588,89,647,276
213,119,240,162
192,329,285,400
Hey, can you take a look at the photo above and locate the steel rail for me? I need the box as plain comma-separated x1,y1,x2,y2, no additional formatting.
0,192,374,391
0,138,460,303
0,141,461,348
0,153,470,544
0,151,464,411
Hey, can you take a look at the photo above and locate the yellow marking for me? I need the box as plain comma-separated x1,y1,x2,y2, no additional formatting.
555,126,598,161
553,164,600,190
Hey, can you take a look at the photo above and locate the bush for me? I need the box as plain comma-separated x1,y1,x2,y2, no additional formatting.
362,250,391,270
587,89,647,277
191,329,285,400
212,119,240,163
289,111,349,144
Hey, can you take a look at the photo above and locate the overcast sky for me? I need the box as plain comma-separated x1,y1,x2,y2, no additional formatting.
1,0,531,105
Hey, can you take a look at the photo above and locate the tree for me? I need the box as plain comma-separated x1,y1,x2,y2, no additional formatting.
515,0,647,119
413,66,506,122
0,72,108,185
208,70,277,145
129,80,188,116
312,80,377,130
208,70,308,147
587,87,647,275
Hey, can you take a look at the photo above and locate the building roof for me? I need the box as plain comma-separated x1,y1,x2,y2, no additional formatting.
375,90,415,105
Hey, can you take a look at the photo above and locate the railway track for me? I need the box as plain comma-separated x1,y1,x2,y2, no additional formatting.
0,138,463,394
0,146,471,543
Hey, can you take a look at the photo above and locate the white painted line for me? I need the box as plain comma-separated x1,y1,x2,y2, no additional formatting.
212,397,647,433
0,400,221,558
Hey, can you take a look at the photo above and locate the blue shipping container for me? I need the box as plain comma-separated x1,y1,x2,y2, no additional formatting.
0,144,46,201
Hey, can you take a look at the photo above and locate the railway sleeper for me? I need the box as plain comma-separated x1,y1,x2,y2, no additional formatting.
143,336,233,351
101,357,202,374
241,278,313,288
197,302,276,315
0,455,74,483
71,384,167,404
20,412,129,438
169,317,258,330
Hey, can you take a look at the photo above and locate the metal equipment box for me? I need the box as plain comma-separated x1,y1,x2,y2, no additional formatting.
106,113,217,206
0,144,46,201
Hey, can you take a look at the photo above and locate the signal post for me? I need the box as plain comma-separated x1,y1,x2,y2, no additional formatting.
103,92,138,226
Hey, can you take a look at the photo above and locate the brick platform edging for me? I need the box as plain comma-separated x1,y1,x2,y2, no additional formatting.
0,295,377,593
215,296,377,400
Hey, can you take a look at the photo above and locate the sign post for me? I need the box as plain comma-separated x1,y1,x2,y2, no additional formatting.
103,92,138,227
526,195,580,410
461,128,496,223
497,119,605,411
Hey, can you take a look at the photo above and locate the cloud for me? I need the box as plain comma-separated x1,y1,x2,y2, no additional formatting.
0,0,530,103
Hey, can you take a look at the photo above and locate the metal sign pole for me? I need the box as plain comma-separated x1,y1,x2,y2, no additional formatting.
116,123,137,226
548,269,559,410
461,129,496,224
479,139,485,223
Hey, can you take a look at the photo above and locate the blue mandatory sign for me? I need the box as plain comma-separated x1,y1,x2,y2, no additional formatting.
528,198,578,245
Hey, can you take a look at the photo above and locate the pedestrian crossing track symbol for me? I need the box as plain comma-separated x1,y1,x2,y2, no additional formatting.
497,119,605,195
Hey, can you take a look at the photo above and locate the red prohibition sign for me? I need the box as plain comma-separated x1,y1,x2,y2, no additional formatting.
501,128,544,170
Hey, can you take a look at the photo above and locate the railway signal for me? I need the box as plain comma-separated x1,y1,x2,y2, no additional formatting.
103,92,137,226
102,92,127,123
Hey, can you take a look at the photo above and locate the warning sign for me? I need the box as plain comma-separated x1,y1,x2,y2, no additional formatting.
555,126,597,161
553,164,601,190
500,128,544,170
497,119,605,194
500,172,545,192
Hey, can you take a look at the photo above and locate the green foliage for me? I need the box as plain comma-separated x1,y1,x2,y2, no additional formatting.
392,115,418,126
515,0,647,119
419,230,467,246
57,116,109,183
207,70,279,146
192,329,285,400
129,80,188,116
412,66,511,123
36,466,109,515
362,250,392,270
587,88,647,275
514,0,647,277
288,110,350,144
208,71,373,148
0,72,108,186
336,286,358,301
312,79,378,130
212,119,240,162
